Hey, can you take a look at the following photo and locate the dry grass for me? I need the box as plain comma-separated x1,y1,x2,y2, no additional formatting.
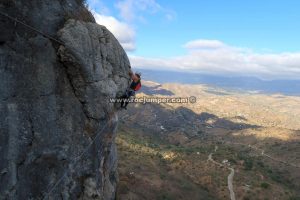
63,0,95,23
64,7,95,23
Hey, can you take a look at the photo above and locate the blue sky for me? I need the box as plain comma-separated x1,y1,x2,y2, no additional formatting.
88,0,300,79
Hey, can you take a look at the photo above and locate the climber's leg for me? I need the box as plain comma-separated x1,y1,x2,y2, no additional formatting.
122,90,135,109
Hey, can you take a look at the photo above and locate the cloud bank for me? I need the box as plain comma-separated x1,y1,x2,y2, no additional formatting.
129,39,300,80
89,1,299,80
92,0,174,52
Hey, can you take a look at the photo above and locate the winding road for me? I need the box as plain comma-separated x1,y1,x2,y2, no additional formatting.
227,167,235,200
208,146,236,200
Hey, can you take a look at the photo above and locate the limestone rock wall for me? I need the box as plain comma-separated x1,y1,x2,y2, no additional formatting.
0,1,130,199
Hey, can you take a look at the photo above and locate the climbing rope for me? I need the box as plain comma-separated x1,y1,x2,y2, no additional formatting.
0,10,65,45
0,10,131,80
1,10,132,198
42,119,111,200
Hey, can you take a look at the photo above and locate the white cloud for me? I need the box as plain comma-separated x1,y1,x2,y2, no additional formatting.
93,12,136,51
129,40,300,80
115,0,175,22
89,0,175,52
165,13,176,21
184,39,226,49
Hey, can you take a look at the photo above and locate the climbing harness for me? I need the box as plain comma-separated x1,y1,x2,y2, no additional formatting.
130,79,142,91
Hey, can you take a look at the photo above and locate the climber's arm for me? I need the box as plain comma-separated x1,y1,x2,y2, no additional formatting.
129,69,139,81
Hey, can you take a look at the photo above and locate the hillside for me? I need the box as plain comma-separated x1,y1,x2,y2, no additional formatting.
117,80,300,200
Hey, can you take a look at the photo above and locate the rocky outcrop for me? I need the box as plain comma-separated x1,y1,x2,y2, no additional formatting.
0,1,130,199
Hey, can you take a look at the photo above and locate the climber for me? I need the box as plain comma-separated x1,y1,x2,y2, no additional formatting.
120,69,142,109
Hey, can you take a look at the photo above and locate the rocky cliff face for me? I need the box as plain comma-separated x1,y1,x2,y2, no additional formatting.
0,1,130,199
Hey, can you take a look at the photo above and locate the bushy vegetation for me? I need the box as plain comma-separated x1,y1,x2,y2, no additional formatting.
237,152,254,170
75,0,87,6
260,182,270,189
179,180,193,191
289,196,300,200
117,126,299,200
244,158,254,170
157,193,173,200
64,0,94,22
118,181,129,194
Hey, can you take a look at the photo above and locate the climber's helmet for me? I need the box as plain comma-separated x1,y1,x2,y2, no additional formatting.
135,72,141,79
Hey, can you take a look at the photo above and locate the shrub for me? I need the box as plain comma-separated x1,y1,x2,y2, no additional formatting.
244,159,253,170
180,180,193,191
157,193,172,200
260,182,270,189
75,0,87,6
118,181,129,194
228,158,237,164
64,8,94,22
257,161,264,168
63,0,95,23
289,196,300,200
160,173,166,180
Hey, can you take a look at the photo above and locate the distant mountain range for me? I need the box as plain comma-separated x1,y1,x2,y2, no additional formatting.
136,69,300,96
